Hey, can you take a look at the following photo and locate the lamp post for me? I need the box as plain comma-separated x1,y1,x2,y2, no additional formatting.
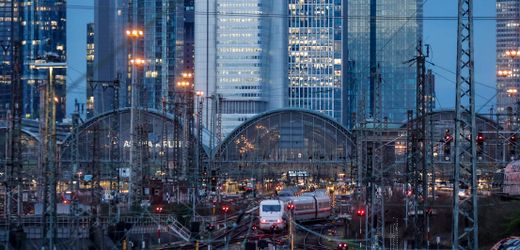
126,28,144,209
176,72,198,216
195,90,204,217
33,60,66,250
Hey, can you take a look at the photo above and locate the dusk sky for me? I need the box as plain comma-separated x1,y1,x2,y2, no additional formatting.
65,0,498,118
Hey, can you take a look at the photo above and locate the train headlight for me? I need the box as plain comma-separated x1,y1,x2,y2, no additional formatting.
261,219,267,223
276,219,282,223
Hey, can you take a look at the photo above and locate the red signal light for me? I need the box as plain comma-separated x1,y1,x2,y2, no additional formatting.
287,203,295,210
477,132,484,143
155,206,163,213
337,243,349,249
511,134,517,142
356,208,366,217
222,205,230,213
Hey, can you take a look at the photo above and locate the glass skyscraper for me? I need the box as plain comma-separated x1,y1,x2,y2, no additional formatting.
347,0,422,127
287,0,347,124
0,0,67,121
194,0,287,138
496,0,520,116
94,0,184,113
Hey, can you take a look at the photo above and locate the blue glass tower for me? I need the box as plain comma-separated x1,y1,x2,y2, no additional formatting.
347,0,422,127
94,0,184,113
0,0,66,121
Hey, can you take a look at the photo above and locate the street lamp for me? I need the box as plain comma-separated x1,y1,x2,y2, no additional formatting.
33,60,66,250
126,29,144,38
126,28,144,209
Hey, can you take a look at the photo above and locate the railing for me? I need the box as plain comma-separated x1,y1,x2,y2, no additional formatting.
0,214,190,240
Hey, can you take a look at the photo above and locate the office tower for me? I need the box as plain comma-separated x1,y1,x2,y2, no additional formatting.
347,0,422,127
496,0,520,117
0,0,67,121
0,0,17,118
194,0,287,138
93,0,184,113
287,0,347,124
184,0,194,73
86,23,94,118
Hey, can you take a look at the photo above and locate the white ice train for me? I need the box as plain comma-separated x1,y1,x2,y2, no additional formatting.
290,191,331,221
258,199,286,230
258,190,331,231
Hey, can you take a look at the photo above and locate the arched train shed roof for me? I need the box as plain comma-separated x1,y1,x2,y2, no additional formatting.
216,108,354,163
401,110,501,130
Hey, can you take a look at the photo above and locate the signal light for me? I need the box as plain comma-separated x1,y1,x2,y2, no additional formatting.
222,205,230,213
155,206,163,213
356,208,366,217
337,243,349,249
477,132,484,143
443,129,453,158
511,134,517,142
443,129,453,143
477,132,485,158
252,224,257,231
206,223,215,231
287,203,295,210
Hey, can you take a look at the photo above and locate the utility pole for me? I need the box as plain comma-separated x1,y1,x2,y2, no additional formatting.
194,91,204,218
453,0,478,249
70,101,80,240
368,66,384,249
405,110,414,234
87,78,120,218
126,28,144,209
2,1,23,247
35,61,66,250
405,40,430,248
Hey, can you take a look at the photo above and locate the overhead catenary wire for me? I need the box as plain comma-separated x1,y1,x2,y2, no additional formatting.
65,4,504,21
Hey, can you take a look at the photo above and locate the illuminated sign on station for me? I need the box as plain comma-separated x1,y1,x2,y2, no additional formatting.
288,170,309,177
122,140,183,148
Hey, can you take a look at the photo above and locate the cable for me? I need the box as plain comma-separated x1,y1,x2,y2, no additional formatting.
64,4,507,21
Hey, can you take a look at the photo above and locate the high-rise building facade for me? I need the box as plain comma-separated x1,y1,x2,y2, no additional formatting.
0,0,66,121
0,0,18,118
287,0,347,124
496,0,520,116
86,23,94,118
93,0,184,113
347,0,422,127
194,0,287,138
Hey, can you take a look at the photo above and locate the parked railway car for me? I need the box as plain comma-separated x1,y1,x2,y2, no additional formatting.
290,191,331,221
493,160,520,197
258,199,286,231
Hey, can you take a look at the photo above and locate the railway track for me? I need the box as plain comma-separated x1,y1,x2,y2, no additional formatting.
298,224,331,250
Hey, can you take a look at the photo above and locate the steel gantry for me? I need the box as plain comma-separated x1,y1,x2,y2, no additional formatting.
404,40,431,248
35,61,66,250
453,0,478,249
2,0,23,244
368,67,385,249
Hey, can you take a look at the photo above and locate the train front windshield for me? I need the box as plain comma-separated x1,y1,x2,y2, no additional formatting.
262,205,281,212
